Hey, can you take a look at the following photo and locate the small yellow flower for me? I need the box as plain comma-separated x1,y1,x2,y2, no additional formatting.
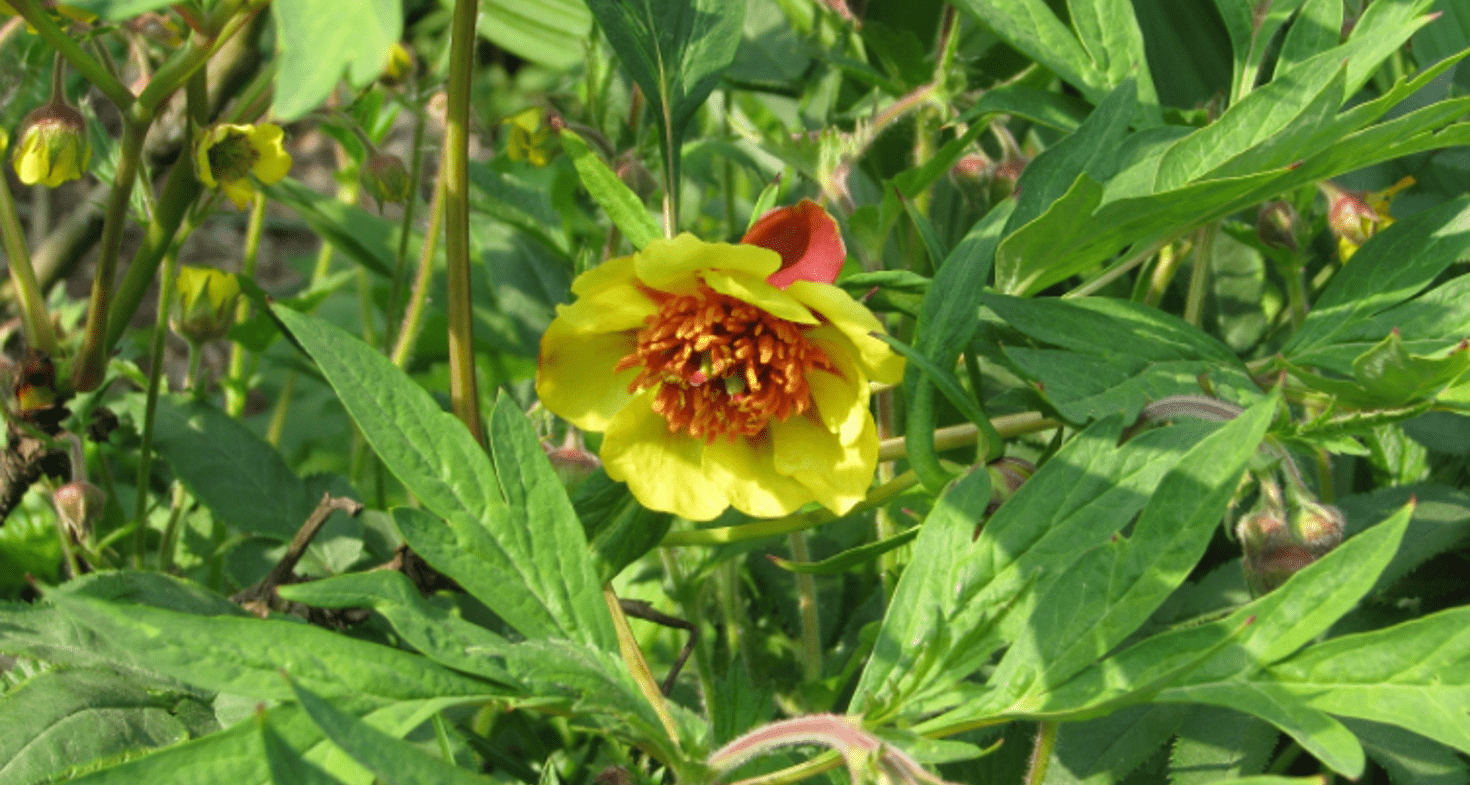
11,102,90,187
504,108,555,167
536,230,902,521
171,266,241,344
194,123,292,209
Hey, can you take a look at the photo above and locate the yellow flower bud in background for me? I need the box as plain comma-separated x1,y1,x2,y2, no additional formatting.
171,266,241,344
0,126,7,155
11,102,90,187
381,42,414,86
195,123,293,209
504,108,556,167
360,152,411,211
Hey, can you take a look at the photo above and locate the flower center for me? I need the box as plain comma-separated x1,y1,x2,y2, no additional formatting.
616,285,834,442
207,130,259,181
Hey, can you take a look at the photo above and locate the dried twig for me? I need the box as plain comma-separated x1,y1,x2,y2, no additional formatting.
618,598,698,696
232,492,363,616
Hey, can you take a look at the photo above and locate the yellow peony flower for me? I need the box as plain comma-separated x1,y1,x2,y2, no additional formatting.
536,228,903,521
170,265,241,344
11,102,90,187
194,123,292,209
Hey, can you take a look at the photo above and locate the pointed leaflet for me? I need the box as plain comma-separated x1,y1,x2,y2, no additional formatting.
290,680,493,785
1284,198,1470,368
271,0,402,121
984,394,1276,709
47,592,496,702
987,293,1261,422
584,0,742,195
277,571,518,685
261,713,345,785
273,308,501,529
851,418,1214,716
560,129,661,250
0,668,190,785
1267,605,1470,756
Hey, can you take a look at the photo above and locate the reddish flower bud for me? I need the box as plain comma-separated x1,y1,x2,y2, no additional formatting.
1256,201,1300,251
52,480,105,541
741,200,846,289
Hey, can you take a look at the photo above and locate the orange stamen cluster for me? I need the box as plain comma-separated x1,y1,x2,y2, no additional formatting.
616,285,834,442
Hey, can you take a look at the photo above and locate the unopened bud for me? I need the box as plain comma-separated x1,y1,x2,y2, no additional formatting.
381,42,414,86
545,440,600,491
52,481,105,541
1289,499,1345,557
1256,201,1299,251
985,456,1035,516
360,152,412,211
12,101,90,187
1246,544,1317,595
171,266,241,344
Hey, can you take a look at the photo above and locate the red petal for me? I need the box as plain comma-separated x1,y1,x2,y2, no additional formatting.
741,199,846,289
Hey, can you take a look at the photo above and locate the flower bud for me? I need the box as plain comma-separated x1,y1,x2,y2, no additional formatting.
381,42,414,86
504,107,555,167
171,266,241,344
985,456,1035,516
11,350,65,429
52,481,105,541
360,152,411,211
1256,201,1299,252
741,199,846,289
544,440,600,491
1320,177,1413,262
1288,498,1345,557
1245,544,1317,596
11,101,90,187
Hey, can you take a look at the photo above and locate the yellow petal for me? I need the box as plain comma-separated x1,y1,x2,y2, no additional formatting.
549,283,657,335
788,280,904,384
790,415,878,515
806,327,868,442
770,411,846,477
571,254,639,297
635,234,781,292
220,178,255,210
702,434,815,518
13,132,46,186
700,269,817,325
537,326,639,432
248,124,291,185
600,391,729,521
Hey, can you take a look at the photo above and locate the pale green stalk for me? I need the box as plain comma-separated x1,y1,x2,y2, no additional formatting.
133,248,182,566
224,192,267,415
789,531,822,681
0,164,59,355
442,0,484,446
1183,223,1217,327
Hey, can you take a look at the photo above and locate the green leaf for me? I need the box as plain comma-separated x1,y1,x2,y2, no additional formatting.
1346,718,1470,785
0,668,190,785
62,704,319,785
62,0,172,17
571,470,674,582
769,528,918,575
261,713,346,785
986,294,1261,422
271,0,403,121
290,680,493,785
1284,197,1470,366
560,129,662,249
584,0,744,162
276,571,518,685
273,308,502,531
853,418,1215,717
1068,0,1163,121
391,503,613,649
1170,707,1278,785
1043,704,1191,785
60,569,247,617
478,0,592,70
1267,605,1470,756
985,394,1276,708
47,592,496,702
1277,0,1344,73
265,179,397,277
1353,331,1470,405
115,394,311,541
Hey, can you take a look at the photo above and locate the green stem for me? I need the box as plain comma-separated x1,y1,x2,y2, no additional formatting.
442,0,484,446
0,162,59,355
266,373,295,447
1183,223,1216,328
12,0,133,110
225,192,266,416
133,248,181,566
392,171,447,368
789,531,822,682
878,412,1060,463
185,341,203,396
73,118,147,392
1284,262,1308,331
157,481,187,572
1025,722,1059,785
604,584,682,749
384,103,427,353
106,151,202,350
